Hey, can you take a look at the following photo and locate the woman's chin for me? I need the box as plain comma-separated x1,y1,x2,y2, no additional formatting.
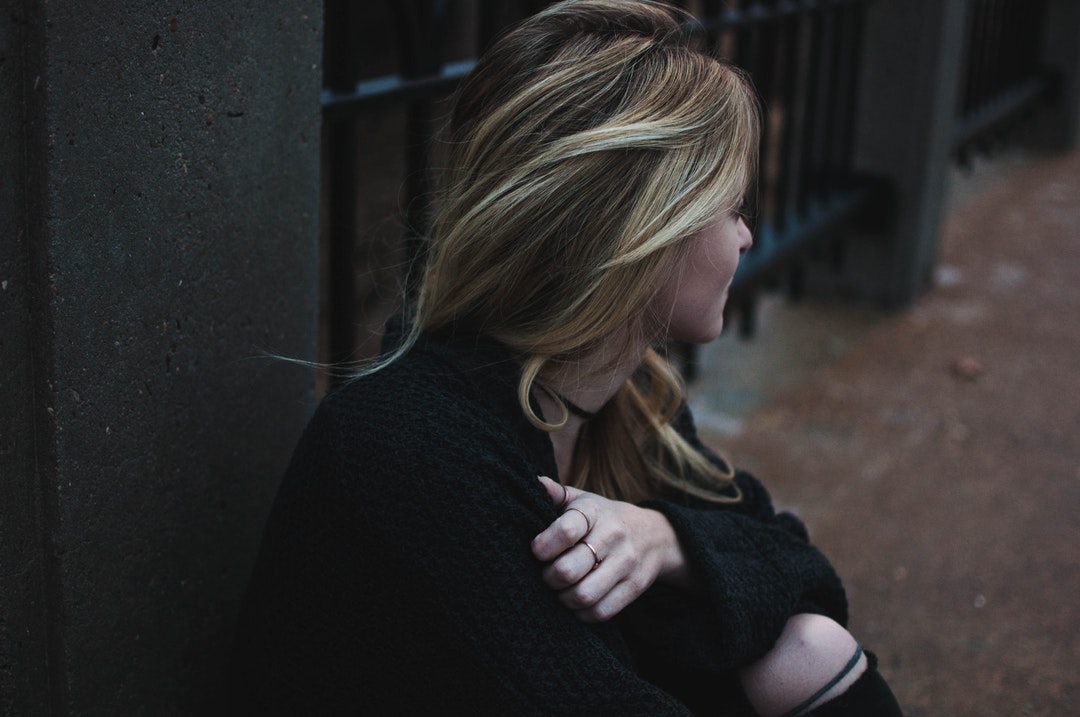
667,317,725,345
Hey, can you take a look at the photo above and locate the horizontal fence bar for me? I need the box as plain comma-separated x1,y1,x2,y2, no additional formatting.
953,0,1050,158
953,73,1051,150
732,178,885,291
696,0,872,33
321,0,888,363
321,0,876,120
322,59,476,119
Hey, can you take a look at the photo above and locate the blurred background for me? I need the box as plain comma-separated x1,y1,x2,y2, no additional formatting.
3,0,1077,714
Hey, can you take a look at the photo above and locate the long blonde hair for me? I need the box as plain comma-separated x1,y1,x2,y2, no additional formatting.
395,0,759,503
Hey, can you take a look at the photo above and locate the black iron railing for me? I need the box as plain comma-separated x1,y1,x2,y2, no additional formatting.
320,0,882,377
695,0,879,339
954,0,1053,162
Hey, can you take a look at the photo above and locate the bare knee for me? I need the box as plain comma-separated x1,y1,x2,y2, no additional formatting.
739,614,867,717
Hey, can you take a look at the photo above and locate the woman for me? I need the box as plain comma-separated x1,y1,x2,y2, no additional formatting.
231,1,902,714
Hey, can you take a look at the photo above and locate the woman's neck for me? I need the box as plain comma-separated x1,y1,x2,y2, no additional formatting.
534,331,649,481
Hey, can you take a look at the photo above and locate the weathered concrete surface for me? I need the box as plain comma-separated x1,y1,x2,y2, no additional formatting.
0,2,55,712
1,2,322,714
692,149,1080,716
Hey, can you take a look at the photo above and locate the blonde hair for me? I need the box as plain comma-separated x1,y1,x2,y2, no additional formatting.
397,0,759,503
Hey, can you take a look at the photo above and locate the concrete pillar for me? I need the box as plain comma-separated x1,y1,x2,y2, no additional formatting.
1,1,322,714
813,0,967,308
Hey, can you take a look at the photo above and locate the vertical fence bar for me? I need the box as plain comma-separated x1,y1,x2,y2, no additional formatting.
797,1,824,214
773,5,803,234
758,4,782,229
732,1,768,336
477,0,503,53
1025,2,1043,84
819,4,845,189
987,1,1005,111
958,2,975,121
809,2,838,204
969,1,989,123
1038,0,1080,149
322,0,364,371
396,2,445,303
776,4,809,297
322,0,896,348
828,1,866,274
834,2,864,175
954,0,1056,157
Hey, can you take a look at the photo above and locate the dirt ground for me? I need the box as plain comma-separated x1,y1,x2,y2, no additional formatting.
688,149,1080,716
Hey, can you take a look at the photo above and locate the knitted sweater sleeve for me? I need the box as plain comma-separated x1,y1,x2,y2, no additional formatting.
230,379,694,716
622,407,848,675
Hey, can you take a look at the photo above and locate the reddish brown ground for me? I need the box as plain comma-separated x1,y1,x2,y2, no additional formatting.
691,149,1080,716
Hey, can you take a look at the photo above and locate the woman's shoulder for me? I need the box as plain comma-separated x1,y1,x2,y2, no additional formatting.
281,333,548,506
315,333,523,450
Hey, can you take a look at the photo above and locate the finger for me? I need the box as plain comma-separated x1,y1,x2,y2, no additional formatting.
536,475,583,508
557,555,619,611
541,542,597,590
531,509,592,562
536,474,565,506
564,507,591,534
573,579,642,623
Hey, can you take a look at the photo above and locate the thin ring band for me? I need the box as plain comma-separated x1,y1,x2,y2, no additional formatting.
558,483,570,509
565,507,591,534
580,540,601,570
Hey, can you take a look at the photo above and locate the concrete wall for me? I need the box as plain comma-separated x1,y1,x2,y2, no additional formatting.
1,2,322,714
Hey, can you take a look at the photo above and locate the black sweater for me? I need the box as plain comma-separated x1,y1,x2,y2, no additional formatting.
230,331,847,715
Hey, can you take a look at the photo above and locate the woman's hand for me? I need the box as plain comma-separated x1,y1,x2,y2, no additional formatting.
531,475,697,622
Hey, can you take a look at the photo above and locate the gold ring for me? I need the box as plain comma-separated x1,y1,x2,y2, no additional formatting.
580,540,601,570
558,483,570,509
565,507,591,534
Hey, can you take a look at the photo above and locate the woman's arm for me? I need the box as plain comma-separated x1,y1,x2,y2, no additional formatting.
629,490,849,675
531,475,697,622
531,397,849,673
231,395,696,715
531,474,847,671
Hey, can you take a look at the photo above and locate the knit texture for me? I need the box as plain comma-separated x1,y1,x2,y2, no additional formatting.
229,331,847,715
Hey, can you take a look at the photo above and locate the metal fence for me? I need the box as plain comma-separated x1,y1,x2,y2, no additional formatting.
694,0,882,340
320,0,883,378
954,0,1053,162
321,1,550,371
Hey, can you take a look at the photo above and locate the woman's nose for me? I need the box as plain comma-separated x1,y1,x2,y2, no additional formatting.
739,218,753,254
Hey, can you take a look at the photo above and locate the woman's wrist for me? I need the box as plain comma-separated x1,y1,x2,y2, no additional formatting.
645,508,699,591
